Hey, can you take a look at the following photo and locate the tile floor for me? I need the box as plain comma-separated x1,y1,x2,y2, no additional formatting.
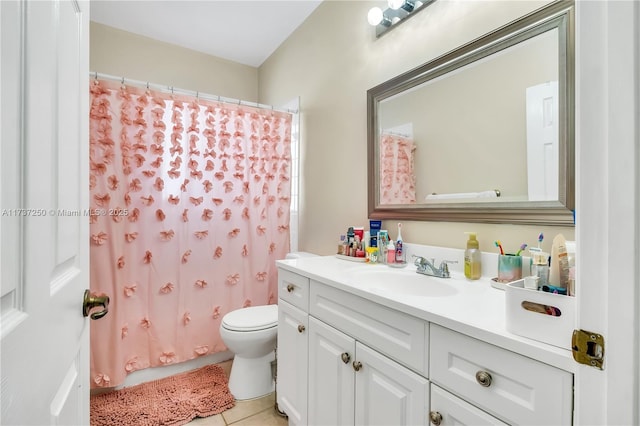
187,360,288,426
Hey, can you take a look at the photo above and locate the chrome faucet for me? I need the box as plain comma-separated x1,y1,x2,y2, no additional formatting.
412,255,457,278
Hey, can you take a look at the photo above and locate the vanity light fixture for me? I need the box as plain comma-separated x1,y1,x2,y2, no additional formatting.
368,0,434,38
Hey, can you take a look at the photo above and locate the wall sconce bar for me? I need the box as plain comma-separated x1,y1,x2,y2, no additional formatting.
368,0,435,38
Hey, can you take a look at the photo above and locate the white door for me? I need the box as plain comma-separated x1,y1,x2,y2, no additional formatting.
354,342,428,426
308,317,355,426
575,1,640,424
276,300,309,426
1,1,91,425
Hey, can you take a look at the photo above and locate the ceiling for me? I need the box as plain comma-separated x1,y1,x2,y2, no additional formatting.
90,1,323,68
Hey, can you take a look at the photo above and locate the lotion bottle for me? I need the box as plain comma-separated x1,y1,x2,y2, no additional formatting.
464,232,482,280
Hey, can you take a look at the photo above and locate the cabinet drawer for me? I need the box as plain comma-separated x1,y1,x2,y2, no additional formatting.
430,384,508,426
310,282,427,375
430,324,573,425
278,269,309,311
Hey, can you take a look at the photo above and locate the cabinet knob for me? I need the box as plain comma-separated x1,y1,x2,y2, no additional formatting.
286,284,295,293
429,411,443,425
341,352,351,364
352,361,363,371
475,370,493,387
297,324,306,333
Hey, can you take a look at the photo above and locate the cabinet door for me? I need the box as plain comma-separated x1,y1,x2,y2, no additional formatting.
430,384,508,425
308,317,356,426
277,300,309,426
354,342,429,426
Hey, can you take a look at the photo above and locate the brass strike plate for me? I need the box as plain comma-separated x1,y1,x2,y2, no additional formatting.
572,329,604,370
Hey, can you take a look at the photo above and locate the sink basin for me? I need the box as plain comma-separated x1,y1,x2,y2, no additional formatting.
347,268,458,298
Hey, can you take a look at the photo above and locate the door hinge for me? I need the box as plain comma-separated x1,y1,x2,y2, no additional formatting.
571,329,604,370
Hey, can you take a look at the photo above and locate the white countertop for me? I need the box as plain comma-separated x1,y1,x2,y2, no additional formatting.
277,255,576,373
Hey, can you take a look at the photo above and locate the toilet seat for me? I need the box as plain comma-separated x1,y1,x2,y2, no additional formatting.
222,304,278,332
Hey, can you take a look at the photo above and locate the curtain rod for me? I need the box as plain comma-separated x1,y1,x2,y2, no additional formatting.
89,71,298,115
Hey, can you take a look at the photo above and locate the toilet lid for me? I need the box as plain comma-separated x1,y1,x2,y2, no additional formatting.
222,304,278,332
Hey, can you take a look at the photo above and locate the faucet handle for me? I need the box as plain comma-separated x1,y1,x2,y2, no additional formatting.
440,260,458,277
412,255,426,267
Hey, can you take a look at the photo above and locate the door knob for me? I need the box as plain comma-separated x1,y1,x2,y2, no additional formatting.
297,324,305,333
83,289,110,320
286,284,295,292
352,361,363,371
341,352,351,364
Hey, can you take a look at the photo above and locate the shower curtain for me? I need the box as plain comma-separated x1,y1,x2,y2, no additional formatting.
379,133,416,204
88,79,292,388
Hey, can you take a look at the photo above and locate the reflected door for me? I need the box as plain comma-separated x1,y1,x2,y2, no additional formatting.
526,81,559,201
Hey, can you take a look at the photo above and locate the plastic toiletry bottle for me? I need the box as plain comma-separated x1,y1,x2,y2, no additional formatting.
386,239,396,264
464,232,482,280
531,251,549,289
395,223,404,263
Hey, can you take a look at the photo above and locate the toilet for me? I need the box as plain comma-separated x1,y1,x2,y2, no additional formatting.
219,252,317,400
220,304,278,400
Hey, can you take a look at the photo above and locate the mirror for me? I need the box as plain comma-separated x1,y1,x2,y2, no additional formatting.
367,1,574,225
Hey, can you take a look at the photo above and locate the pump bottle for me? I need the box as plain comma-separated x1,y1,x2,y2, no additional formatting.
464,232,482,280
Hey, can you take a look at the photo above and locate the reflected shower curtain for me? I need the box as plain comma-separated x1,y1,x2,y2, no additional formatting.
379,133,416,204
88,79,292,388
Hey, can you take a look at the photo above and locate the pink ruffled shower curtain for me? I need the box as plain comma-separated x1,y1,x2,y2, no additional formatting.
88,79,292,389
379,133,416,204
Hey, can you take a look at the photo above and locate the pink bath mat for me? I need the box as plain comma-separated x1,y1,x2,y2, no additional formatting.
90,364,235,426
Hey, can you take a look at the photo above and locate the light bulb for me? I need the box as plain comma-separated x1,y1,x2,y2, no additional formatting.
388,0,405,10
367,7,384,26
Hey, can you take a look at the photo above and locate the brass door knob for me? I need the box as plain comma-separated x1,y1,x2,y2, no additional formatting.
83,289,110,320
429,411,443,425
341,352,351,364
475,370,493,387
297,324,305,333
286,284,295,292
352,361,363,371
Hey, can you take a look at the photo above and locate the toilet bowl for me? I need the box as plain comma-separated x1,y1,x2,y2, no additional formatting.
219,253,317,400
220,304,278,400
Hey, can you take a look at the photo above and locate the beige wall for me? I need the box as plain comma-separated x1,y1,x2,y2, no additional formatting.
258,0,574,256
90,22,258,102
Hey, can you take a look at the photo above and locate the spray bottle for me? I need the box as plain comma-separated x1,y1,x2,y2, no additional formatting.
464,232,482,280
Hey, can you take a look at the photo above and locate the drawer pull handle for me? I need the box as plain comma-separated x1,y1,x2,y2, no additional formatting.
286,284,295,293
297,324,306,333
429,411,443,425
341,352,351,364
352,361,363,371
475,370,493,387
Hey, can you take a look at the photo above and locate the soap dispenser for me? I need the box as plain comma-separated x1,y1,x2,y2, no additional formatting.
464,232,482,280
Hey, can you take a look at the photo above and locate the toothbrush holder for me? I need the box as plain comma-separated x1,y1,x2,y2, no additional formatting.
498,254,523,283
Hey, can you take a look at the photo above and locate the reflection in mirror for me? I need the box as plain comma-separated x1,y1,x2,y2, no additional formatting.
368,1,575,225
380,28,558,204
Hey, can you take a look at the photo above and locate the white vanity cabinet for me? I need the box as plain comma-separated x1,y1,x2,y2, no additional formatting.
276,262,575,426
